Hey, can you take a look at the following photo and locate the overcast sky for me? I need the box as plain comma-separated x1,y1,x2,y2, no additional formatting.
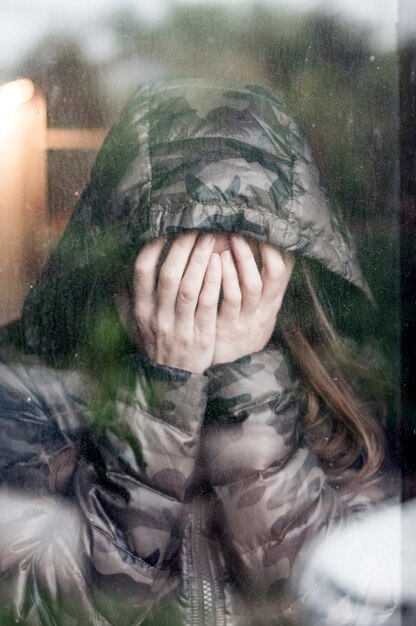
0,0,401,69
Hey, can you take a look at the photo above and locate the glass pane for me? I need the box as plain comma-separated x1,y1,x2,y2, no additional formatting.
0,2,406,625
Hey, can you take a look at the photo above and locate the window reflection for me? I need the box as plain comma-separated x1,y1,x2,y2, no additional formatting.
0,2,406,625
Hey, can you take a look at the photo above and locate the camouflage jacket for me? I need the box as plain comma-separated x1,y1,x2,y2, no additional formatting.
0,346,394,626
0,79,395,625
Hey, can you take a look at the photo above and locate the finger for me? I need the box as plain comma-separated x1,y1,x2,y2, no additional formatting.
261,245,295,304
156,231,199,309
230,234,263,315
217,249,241,323
175,233,216,321
133,238,167,317
194,253,222,331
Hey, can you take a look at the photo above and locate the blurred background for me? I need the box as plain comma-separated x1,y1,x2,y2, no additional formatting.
0,0,414,484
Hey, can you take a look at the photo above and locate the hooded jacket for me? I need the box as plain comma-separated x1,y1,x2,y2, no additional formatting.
0,78,393,626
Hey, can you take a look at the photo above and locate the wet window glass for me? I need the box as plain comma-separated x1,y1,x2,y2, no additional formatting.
0,2,412,625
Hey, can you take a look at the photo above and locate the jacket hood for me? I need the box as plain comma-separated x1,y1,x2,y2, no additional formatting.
22,77,370,358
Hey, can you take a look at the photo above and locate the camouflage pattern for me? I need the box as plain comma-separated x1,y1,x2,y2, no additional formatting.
22,78,370,358
0,356,206,624
95,78,368,290
200,350,395,625
0,349,394,625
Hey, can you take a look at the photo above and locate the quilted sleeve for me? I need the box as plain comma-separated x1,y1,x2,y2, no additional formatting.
72,358,208,612
0,358,208,625
202,349,396,625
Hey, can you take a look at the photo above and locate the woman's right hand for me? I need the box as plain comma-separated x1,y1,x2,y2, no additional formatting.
133,232,222,374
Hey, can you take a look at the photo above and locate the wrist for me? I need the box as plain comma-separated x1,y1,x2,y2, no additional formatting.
212,335,273,368
142,341,215,375
151,354,211,376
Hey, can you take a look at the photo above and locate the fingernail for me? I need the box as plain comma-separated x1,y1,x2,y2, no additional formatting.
222,250,232,263
210,253,220,267
201,233,215,247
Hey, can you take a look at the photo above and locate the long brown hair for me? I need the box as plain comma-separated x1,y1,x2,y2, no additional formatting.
279,260,385,485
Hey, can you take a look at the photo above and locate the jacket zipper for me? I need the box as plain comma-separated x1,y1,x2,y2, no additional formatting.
187,500,226,626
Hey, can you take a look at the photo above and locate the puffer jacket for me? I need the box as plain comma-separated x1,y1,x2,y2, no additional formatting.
0,79,394,626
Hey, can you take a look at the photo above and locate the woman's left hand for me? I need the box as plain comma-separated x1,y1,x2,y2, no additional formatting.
212,235,294,366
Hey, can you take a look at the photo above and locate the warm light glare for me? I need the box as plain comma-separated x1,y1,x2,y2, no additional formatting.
0,79,34,108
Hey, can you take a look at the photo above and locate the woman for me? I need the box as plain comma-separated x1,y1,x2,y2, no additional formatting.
0,78,393,625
